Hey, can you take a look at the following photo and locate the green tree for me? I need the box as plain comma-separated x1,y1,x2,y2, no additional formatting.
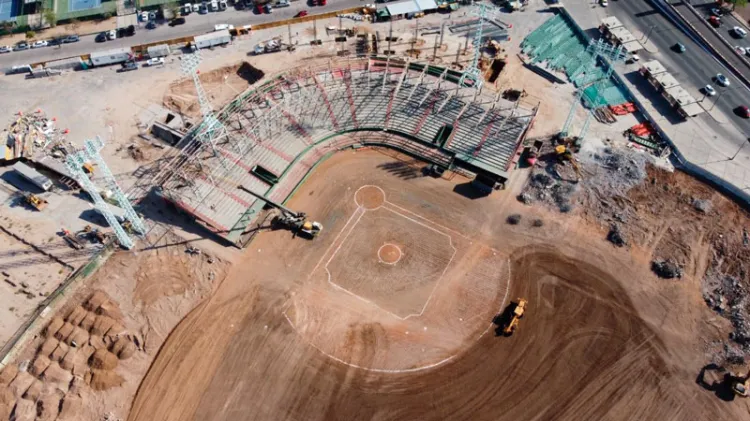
0,21,14,35
164,2,180,19
25,30,35,39
43,9,57,27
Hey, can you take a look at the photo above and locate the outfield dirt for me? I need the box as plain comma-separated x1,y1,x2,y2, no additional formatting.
127,149,750,421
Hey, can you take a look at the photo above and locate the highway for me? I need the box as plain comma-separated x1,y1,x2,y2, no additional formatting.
0,0,363,67
607,0,750,136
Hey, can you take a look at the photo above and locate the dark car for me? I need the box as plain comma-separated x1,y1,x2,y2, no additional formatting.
169,17,186,26
739,105,750,118
673,43,686,53
126,25,136,36
62,34,80,43
146,20,157,29
116,28,126,38
117,61,138,73
235,1,245,9
95,32,107,42
709,16,721,28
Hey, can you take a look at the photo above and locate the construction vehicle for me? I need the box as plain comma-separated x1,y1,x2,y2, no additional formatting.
525,140,544,166
502,298,527,335
24,193,48,211
61,228,85,250
238,185,323,238
78,225,108,244
555,144,582,182
732,371,750,397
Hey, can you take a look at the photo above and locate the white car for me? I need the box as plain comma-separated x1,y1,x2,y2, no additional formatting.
146,57,165,66
600,0,608,6
736,46,747,55
30,40,48,48
107,29,117,40
733,26,748,38
704,84,716,96
0,45,12,53
139,11,148,21
716,73,730,87
214,23,234,31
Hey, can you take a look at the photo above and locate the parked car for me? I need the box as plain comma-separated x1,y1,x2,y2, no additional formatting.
716,73,730,87
736,46,747,55
30,40,48,48
295,10,308,17
709,16,721,27
0,45,12,53
600,0,608,6
107,29,117,40
126,25,136,36
62,34,80,43
95,32,107,42
140,11,148,21
169,17,186,26
711,7,723,16
732,26,748,38
146,57,165,66
275,0,290,7
148,11,157,20
146,20,157,29
265,3,272,12
181,4,192,14
673,42,686,53
739,105,750,118
704,84,716,96
117,61,138,72
199,3,208,13
15,41,29,50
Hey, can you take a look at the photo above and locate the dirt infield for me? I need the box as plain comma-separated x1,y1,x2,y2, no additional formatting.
127,149,747,421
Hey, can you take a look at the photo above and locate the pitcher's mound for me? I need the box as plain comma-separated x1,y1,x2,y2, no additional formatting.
378,244,402,265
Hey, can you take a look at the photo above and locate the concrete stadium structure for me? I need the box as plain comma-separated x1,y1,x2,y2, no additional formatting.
151,57,539,245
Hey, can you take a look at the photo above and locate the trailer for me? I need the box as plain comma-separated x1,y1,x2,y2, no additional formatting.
147,44,171,58
90,48,133,67
193,29,231,50
13,162,53,191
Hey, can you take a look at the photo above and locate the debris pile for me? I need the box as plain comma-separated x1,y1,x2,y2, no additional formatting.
506,214,522,225
651,259,683,279
2,109,69,161
607,224,627,247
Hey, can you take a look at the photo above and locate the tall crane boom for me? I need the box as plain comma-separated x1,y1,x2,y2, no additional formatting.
237,185,304,218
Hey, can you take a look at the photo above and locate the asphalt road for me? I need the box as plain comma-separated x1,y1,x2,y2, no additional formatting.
0,0,363,67
608,0,750,136
675,1,750,81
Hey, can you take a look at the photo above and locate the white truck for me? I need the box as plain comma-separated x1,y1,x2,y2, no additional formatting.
90,47,133,66
13,162,53,191
193,29,231,49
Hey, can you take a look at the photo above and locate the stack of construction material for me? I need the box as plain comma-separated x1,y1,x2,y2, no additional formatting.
2,109,69,161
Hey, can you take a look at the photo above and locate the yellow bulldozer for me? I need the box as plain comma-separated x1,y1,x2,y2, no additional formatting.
502,298,528,336
24,193,48,211
555,145,582,182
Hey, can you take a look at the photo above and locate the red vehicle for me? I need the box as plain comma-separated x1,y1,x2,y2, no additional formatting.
320,0,326,5
709,16,721,27
295,10,308,17
739,105,750,118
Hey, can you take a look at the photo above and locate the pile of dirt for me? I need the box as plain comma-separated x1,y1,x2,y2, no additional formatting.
164,61,265,119
87,369,124,391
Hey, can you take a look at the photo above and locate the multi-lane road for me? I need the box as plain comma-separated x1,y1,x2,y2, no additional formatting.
606,0,750,137
0,0,363,67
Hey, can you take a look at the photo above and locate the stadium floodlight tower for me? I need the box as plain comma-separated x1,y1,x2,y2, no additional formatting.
560,38,627,138
65,143,140,250
181,52,227,141
458,3,489,90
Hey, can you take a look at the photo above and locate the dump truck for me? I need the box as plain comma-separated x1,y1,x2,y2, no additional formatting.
502,298,527,335
13,162,53,191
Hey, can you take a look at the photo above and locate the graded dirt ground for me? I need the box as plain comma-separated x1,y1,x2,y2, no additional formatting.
127,148,750,421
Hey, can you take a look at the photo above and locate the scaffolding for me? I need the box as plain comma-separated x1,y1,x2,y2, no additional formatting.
65,139,142,249
459,3,488,90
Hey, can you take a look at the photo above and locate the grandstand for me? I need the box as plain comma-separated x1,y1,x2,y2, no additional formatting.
151,57,538,245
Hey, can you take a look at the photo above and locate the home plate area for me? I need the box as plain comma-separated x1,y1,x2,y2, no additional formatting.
285,185,511,372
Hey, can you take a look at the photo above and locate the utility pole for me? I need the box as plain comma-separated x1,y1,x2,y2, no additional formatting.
455,43,461,68
432,33,439,61
313,18,317,43
388,19,392,56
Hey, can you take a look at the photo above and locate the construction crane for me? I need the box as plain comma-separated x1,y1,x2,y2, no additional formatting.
237,185,323,238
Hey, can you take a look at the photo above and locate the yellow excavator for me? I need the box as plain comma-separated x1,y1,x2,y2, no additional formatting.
555,145,582,182
24,193,48,211
503,298,528,336
732,371,750,397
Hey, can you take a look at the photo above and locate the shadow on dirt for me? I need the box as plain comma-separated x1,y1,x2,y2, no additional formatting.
696,363,740,402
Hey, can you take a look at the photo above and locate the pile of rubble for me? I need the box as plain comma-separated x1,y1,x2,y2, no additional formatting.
2,109,70,161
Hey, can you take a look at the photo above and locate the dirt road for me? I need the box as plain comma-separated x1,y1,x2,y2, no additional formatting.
128,149,747,421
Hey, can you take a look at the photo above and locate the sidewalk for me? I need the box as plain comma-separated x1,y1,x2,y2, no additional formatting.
562,0,750,192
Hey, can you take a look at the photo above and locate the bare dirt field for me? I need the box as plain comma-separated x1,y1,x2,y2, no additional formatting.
123,148,750,421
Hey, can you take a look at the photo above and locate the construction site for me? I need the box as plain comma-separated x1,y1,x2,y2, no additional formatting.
0,2,749,421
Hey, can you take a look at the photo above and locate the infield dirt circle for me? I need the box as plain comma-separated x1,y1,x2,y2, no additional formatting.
378,244,402,264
